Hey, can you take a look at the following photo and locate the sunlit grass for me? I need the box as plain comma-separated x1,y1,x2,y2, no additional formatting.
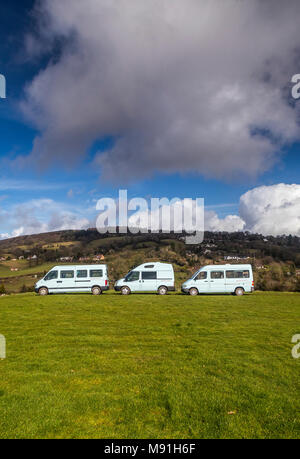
0,291,299,439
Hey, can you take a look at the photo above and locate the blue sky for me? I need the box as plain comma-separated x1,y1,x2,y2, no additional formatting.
0,1,299,238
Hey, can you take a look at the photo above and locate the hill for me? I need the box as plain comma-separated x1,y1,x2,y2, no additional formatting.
0,229,299,293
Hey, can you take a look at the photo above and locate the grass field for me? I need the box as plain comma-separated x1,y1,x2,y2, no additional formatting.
0,291,299,439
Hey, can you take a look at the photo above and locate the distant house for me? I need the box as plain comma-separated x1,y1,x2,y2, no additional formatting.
93,254,105,261
60,257,74,262
224,255,250,261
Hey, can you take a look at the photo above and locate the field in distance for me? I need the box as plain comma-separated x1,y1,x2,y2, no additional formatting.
0,291,299,439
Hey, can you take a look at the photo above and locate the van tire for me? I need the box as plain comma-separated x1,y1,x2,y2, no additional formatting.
39,287,48,296
235,287,244,296
92,286,102,295
121,286,131,295
189,287,198,296
158,286,168,295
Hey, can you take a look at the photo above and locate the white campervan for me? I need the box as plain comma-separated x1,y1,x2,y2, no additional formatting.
181,264,254,296
35,265,109,295
114,262,175,295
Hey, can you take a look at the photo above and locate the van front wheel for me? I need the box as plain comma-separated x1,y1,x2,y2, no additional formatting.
189,288,198,296
121,286,131,295
39,287,48,296
158,286,168,295
92,286,102,295
235,287,244,296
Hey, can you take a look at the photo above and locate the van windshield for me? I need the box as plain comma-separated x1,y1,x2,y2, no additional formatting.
192,268,202,279
125,271,140,282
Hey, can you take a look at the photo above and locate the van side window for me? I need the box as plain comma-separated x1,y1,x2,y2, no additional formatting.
77,270,88,278
142,271,157,280
226,270,250,279
194,272,207,280
211,271,224,279
90,270,103,278
44,270,58,281
60,270,74,279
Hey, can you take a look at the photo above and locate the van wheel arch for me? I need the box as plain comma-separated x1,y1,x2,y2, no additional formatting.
189,287,199,296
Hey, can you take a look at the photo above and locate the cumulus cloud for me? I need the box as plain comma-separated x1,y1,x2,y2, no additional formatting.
239,183,300,236
205,183,300,236
0,184,299,239
0,199,90,239
205,211,245,232
115,184,300,236
20,0,300,182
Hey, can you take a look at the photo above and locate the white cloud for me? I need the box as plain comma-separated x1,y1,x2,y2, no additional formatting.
0,199,90,239
0,184,299,240
239,183,300,236
205,211,245,232
121,184,300,236
20,0,300,182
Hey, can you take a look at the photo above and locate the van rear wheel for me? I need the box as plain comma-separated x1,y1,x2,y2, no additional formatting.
189,288,198,296
158,286,168,295
121,286,131,295
235,287,244,296
92,286,102,295
39,287,48,296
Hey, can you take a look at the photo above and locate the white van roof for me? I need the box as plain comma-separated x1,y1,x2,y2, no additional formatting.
136,262,173,270
202,264,252,270
51,264,107,270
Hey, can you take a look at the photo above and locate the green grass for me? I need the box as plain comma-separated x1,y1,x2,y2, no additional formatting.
0,262,54,278
0,291,299,439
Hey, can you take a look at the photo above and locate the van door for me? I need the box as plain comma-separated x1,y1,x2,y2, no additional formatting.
124,271,141,292
193,271,209,293
43,269,59,293
209,270,226,293
75,268,91,292
225,269,251,293
140,271,157,291
59,269,75,292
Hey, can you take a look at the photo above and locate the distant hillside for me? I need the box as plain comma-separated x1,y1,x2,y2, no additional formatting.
0,229,299,293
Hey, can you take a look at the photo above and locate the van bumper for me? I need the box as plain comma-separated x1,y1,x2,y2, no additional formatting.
101,286,110,292
114,286,122,292
167,286,176,292
34,287,39,294
181,287,189,294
